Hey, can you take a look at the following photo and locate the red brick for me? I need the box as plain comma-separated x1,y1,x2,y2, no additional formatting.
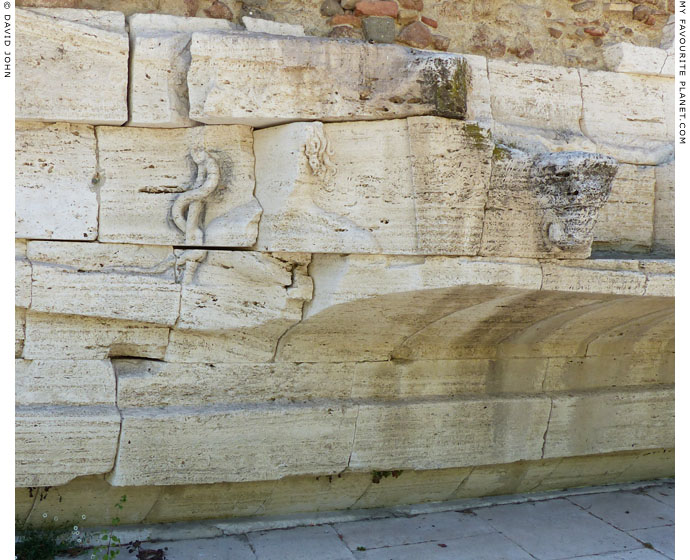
355,1,399,17
399,0,423,10
421,15,438,28
329,14,363,26
584,26,606,36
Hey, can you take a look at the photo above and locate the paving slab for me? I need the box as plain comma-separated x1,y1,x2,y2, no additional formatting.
334,511,495,550
643,484,675,508
352,532,535,559
247,525,355,560
629,526,675,559
572,549,669,559
109,536,256,560
475,498,642,560
568,492,674,531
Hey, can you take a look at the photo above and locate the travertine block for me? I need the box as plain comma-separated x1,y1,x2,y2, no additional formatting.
580,71,673,165
544,388,674,458
15,241,31,309
254,118,492,254
348,397,552,471
16,8,128,124
15,308,26,358
16,359,115,406
593,164,655,252
98,126,261,247
16,122,98,240
541,260,647,295
463,54,493,128
603,43,672,77
188,32,469,126
16,406,121,487
115,360,353,408
28,242,180,325
108,405,358,485
481,151,618,259
242,16,305,36
487,60,595,153
654,160,674,254
23,312,170,360
128,14,236,127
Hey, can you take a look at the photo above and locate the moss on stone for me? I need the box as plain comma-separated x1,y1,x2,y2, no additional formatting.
422,58,468,119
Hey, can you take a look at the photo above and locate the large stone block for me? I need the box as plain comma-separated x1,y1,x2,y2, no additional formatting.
487,60,594,153
592,164,655,252
254,118,492,254
28,242,180,326
23,312,170,360
98,125,261,247
580,71,673,165
127,14,236,127
544,388,674,458
654,160,674,255
16,122,98,240
108,404,358,485
16,8,128,124
15,308,26,358
16,359,115,406
603,43,673,77
348,397,552,471
15,241,31,309
16,406,121,487
188,32,469,126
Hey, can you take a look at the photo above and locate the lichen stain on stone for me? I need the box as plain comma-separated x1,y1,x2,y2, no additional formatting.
464,122,491,150
421,58,468,119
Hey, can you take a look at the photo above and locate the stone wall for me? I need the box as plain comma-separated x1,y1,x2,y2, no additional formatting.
15,7,674,525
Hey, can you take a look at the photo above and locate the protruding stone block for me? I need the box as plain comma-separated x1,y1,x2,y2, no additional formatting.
654,160,674,255
16,8,128,124
28,242,180,326
98,126,261,247
23,312,170,360
16,359,115,406
128,14,237,128
108,405,358,485
254,118,492,255
188,32,469,126
16,406,121,487
241,16,305,36
481,150,618,259
580,70,673,165
16,122,98,241
603,43,672,77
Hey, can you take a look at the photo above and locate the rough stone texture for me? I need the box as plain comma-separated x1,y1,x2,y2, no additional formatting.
362,15,396,43
592,164,656,252
241,16,305,35
15,308,26,358
28,242,180,326
603,43,673,77
16,359,116,406
16,122,98,241
653,160,674,255
128,14,236,127
188,32,468,126
15,241,31,310
580,70,673,165
16,406,121,486
23,312,170,360
253,118,492,255
98,125,261,247
16,8,128,124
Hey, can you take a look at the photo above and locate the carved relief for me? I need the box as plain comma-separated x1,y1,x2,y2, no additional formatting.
303,124,336,184
530,152,617,252
172,149,220,284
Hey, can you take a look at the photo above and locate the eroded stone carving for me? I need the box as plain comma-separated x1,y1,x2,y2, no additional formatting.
531,152,617,252
172,149,220,284
304,124,336,183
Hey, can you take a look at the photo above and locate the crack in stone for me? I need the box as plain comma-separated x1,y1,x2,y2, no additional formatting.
541,397,554,460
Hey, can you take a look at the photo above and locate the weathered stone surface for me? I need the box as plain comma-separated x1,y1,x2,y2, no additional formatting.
28,242,180,326
544,388,674,458
362,15,396,43
653,160,674,254
580,70,673,165
188,32,469,126
254,118,492,255
108,404,358,485
481,150,618,259
16,122,98,240
98,126,260,247
23,312,170,360
16,406,121,486
464,54,493,129
603,43,673,77
488,60,595,153
16,359,115,406
15,241,31,309
397,21,432,48
593,164,655,252
348,397,552,471
128,14,236,127
15,308,26,358
16,8,128,124
541,260,648,296
241,16,305,36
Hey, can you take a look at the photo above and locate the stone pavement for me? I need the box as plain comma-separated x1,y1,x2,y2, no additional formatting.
71,481,675,560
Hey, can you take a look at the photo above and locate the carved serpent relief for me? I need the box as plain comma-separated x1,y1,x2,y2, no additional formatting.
172,149,221,284
304,123,336,184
